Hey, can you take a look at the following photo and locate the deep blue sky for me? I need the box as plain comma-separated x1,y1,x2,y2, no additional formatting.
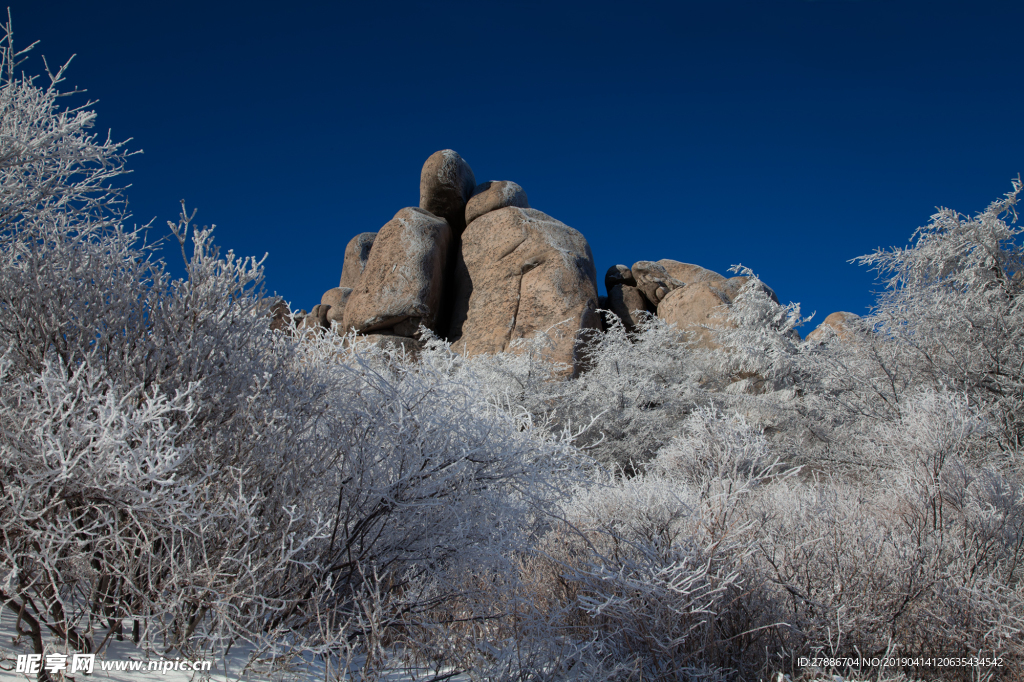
12,1,1023,329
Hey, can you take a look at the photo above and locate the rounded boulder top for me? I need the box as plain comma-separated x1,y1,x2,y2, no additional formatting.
339,232,377,289
604,264,636,293
806,311,861,343
419,150,476,234
465,180,530,226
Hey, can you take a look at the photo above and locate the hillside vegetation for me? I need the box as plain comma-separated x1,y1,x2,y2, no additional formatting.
1,23,1021,682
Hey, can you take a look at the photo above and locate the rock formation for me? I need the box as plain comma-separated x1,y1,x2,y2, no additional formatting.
292,149,804,375
320,287,352,326
608,284,649,330
656,275,776,348
604,264,636,292
657,281,735,348
339,233,376,289
631,261,686,306
656,260,725,287
342,207,451,336
448,206,600,372
465,181,530,226
806,311,861,343
419,149,476,236
269,300,292,331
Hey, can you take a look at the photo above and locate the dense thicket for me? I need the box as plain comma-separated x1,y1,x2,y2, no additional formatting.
1,23,1021,682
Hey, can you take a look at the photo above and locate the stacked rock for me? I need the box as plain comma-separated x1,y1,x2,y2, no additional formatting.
603,257,782,350
292,149,796,373
806,311,861,343
299,150,600,373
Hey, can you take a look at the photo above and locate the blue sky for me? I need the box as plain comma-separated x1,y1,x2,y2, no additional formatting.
12,0,1024,330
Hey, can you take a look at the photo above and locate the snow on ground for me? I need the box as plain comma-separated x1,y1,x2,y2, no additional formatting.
0,609,468,681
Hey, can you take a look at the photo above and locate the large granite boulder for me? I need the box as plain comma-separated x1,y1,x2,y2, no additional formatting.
342,207,452,337
657,281,733,348
608,284,649,330
449,207,600,372
806,311,861,343
631,261,686,306
657,276,779,348
419,150,476,235
321,287,351,309
339,232,376,289
465,181,530,226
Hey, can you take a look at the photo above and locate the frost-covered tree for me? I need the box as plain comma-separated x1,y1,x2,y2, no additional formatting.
855,180,1024,450
3,14,1022,681
0,21,579,679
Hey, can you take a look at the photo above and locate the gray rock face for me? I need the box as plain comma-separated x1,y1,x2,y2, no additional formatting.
465,181,530,226
631,261,686,306
449,207,600,373
342,207,452,336
419,150,476,235
339,233,376,289
605,264,636,293
608,284,649,330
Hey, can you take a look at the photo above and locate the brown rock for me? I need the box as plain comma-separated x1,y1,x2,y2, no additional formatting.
656,260,725,287
326,306,346,327
465,181,529,226
631,261,685,306
720,275,779,304
321,287,352,327
596,295,611,330
300,304,329,331
342,207,452,336
419,149,476,235
604,264,636,293
321,287,351,308
657,276,780,348
269,300,291,331
657,281,736,348
806,311,861,343
449,207,600,373
608,284,649,330
339,232,376,289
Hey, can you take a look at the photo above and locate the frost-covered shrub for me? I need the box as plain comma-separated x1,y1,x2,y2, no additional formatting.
508,409,792,681
3,15,1024,681
541,314,710,469
0,25,580,675
752,390,1024,679
511,390,1022,681
708,266,808,390
853,180,1024,450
